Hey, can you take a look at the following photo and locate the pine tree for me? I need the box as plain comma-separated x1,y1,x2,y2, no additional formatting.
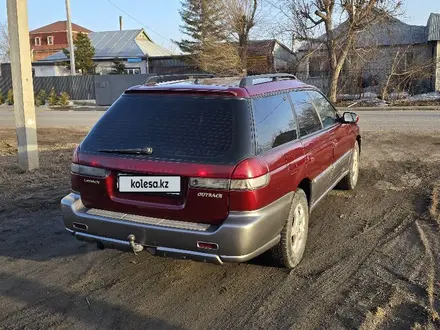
111,58,126,74
176,0,239,74
63,32,96,74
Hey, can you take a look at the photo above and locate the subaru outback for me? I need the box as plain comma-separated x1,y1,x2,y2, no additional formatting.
61,73,361,269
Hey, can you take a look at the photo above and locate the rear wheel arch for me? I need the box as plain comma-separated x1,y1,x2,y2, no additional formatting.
356,135,361,154
297,178,312,207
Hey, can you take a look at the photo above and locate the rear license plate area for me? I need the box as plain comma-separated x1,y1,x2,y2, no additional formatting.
118,175,181,194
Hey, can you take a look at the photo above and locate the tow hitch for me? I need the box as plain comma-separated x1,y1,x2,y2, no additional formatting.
128,234,144,255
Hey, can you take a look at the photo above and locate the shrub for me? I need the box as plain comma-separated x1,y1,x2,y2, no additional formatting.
48,88,58,106
6,89,13,105
35,89,47,106
0,91,4,105
58,92,70,107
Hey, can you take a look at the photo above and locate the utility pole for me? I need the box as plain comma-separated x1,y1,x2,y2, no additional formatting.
7,0,39,170
65,0,75,74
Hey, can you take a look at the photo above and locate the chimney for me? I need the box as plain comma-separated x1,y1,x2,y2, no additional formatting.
119,16,123,31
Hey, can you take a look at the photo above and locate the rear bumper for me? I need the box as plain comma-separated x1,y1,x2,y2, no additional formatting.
61,192,293,264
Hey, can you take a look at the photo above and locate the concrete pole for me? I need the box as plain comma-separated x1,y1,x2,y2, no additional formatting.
65,0,76,74
6,0,39,170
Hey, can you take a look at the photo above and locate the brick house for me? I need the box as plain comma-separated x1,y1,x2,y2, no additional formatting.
29,21,91,61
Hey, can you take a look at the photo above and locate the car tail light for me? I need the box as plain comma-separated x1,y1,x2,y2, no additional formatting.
230,157,270,191
71,164,110,178
188,158,269,191
72,145,79,163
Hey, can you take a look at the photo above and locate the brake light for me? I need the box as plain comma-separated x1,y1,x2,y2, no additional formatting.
230,158,270,191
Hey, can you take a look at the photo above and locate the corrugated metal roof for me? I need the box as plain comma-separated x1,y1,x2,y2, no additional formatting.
301,14,428,51
136,39,177,57
427,13,440,41
39,29,175,62
356,20,427,47
90,30,143,58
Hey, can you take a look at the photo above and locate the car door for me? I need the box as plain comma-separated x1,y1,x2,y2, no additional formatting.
289,90,333,207
252,93,305,201
307,90,354,182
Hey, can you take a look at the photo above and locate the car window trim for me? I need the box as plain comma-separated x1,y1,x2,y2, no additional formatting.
251,87,338,141
251,91,300,154
306,90,341,129
287,89,324,139
312,90,342,119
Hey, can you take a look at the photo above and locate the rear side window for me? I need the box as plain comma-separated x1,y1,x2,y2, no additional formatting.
80,94,253,165
289,91,322,137
307,90,338,128
252,93,298,154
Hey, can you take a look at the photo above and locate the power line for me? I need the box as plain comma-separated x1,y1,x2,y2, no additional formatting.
105,0,170,43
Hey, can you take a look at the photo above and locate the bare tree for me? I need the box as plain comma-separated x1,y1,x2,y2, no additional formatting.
223,0,259,75
381,46,434,100
271,0,402,102
0,22,9,63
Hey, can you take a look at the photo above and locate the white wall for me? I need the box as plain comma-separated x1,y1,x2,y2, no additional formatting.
34,59,149,76
95,60,148,75
33,65,69,77
273,43,295,72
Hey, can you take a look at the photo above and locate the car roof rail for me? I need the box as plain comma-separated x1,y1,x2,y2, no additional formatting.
239,73,297,88
143,73,216,85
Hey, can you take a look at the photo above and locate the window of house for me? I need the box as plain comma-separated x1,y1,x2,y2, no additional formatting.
47,36,54,45
307,90,338,129
35,37,41,46
252,93,298,154
289,91,322,136
124,68,141,74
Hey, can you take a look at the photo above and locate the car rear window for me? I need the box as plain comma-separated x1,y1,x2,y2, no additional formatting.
80,94,253,165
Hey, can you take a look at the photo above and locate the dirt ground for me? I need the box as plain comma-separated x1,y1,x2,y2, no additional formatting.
0,128,439,330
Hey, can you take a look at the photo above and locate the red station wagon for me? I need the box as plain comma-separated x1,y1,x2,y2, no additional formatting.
61,73,361,269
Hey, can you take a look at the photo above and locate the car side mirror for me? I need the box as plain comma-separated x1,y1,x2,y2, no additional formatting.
341,112,359,124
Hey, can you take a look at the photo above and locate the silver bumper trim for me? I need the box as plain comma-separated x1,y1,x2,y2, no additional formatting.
61,192,293,264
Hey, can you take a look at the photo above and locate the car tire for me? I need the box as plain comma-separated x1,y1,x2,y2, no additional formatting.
272,188,309,269
338,141,360,190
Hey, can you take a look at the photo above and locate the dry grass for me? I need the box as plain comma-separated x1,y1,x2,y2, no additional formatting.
415,221,439,324
359,294,401,330
0,128,88,213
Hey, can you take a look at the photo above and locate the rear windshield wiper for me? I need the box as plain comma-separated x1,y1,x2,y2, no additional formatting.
98,148,153,155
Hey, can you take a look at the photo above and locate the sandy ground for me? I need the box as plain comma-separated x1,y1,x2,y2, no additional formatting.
0,128,439,330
